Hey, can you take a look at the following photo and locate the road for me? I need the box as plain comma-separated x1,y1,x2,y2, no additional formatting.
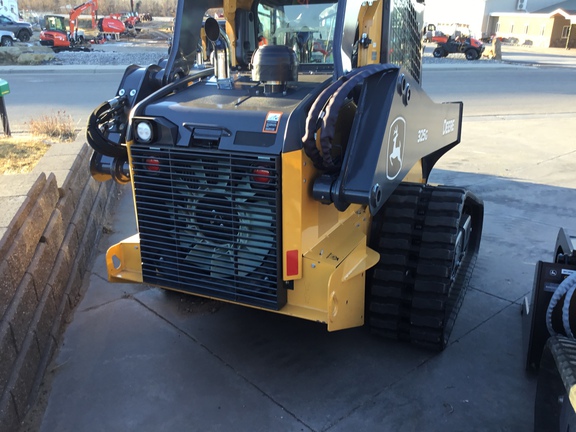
423,64,576,117
8,60,576,431
3,42,576,131
0,69,122,131
500,48,576,67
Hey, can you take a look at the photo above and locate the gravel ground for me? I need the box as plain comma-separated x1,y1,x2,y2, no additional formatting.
50,47,495,67
51,49,169,66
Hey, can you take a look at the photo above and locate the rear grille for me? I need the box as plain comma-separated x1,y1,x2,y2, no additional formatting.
130,146,285,310
389,0,422,83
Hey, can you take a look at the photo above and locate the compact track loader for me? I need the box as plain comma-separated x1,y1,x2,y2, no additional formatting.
87,0,484,350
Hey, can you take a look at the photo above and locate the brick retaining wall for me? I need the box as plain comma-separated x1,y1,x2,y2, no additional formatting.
0,138,119,431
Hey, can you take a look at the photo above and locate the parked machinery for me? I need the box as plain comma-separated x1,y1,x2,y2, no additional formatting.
523,229,576,431
433,36,485,60
86,0,484,351
39,0,124,51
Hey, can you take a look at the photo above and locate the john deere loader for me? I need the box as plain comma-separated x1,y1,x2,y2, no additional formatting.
86,0,484,350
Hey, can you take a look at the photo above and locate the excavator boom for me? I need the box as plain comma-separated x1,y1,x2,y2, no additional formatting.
69,0,97,36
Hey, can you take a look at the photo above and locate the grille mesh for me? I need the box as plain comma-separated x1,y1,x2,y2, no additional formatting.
130,146,285,309
389,0,422,83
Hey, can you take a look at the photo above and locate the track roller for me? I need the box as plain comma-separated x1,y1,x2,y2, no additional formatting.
367,183,484,350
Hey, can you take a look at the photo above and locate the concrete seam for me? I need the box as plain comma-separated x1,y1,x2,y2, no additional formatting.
132,295,314,431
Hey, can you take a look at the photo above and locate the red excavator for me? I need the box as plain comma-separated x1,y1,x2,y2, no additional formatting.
39,0,125,51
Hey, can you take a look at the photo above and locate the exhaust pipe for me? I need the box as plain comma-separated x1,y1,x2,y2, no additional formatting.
89,151,130,184
205,17,232,86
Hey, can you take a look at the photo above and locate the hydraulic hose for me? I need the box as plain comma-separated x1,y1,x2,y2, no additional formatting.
302,64,392,173
319,64,389,171
86,99,128,159
302,74,351,171
546,271,576,338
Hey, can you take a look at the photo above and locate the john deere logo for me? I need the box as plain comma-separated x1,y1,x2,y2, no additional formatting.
387,117,406,180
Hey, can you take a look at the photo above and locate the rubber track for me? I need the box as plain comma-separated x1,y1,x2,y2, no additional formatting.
368,183,481,350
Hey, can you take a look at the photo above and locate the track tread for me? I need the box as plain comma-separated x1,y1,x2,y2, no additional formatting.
367,183,483,350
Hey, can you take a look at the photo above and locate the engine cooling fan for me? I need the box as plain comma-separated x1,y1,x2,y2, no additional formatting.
173,159,275,278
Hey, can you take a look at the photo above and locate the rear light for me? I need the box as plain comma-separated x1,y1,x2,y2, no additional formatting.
252,168,270,183
145,157,160,172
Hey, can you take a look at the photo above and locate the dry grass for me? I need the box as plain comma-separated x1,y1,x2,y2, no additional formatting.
0,135,51,175
1,111,78,175
29,111,77,142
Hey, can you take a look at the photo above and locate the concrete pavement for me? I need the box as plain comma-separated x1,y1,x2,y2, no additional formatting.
24,112,576,431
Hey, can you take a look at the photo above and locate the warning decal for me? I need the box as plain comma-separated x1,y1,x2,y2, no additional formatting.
263,111,283,134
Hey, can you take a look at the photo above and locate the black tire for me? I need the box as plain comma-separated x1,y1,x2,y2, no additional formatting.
1,36,13,46
433,47,444,58
465,49,478,61
17,30,30,42
367,184,483,351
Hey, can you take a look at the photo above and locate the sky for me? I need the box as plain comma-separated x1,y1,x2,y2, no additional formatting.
422,0,494,36
423,0,485,26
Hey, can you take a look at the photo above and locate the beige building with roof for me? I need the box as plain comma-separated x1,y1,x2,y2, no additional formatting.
488,0,576,47
424,0,576,48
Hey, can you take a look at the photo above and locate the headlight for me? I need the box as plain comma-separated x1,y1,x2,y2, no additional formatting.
136,121,153,143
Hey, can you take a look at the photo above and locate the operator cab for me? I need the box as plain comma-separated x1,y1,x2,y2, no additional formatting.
166,0,424,88
166,0,348,87
251,1,335,68
44,15,68,33
197,0,338,88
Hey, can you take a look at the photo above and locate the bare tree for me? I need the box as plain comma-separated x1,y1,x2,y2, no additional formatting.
19,0,176,17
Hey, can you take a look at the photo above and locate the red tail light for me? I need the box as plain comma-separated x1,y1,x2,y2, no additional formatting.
252,168,270,183
145,158,160,172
